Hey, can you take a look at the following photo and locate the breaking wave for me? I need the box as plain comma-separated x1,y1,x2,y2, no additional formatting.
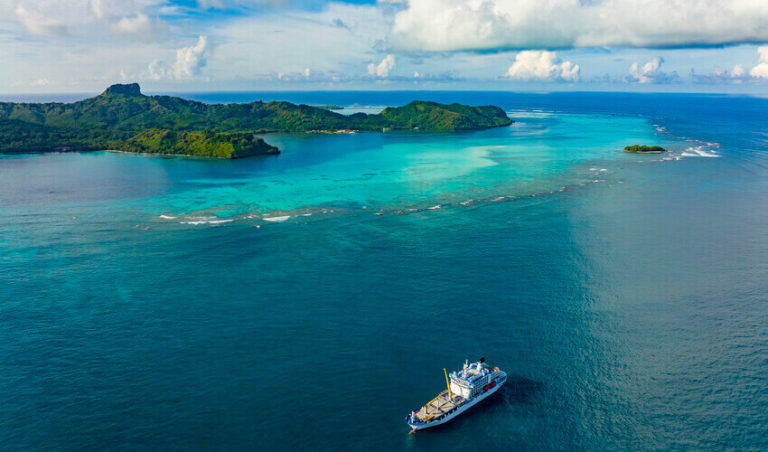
263,215,291,223
680,144,720,158
180,216,234,225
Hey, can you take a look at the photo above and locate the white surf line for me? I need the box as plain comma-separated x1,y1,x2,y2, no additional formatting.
263,215,291,222
180,218,233,225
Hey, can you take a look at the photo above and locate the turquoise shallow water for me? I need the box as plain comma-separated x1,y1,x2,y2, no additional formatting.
1,92,767,450
154,111,661,216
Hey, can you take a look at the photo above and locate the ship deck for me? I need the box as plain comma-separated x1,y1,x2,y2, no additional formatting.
413,390,465,423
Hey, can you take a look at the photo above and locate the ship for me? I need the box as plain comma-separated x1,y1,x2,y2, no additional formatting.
405,358,506,432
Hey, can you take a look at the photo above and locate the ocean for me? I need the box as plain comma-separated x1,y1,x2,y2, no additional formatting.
1,92,766,450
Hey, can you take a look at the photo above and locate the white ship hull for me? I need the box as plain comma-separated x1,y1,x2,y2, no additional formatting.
407,371,506,431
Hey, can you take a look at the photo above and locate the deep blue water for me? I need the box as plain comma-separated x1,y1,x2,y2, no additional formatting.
1,92,767,450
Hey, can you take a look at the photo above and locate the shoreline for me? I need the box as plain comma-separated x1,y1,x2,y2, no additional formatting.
104,149,278,160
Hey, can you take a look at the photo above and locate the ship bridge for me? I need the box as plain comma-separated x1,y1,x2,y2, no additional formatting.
449,360,497,399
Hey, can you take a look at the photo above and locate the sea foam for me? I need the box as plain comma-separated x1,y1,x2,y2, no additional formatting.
681,145,720,158
263,215,291,222
180,216,233,225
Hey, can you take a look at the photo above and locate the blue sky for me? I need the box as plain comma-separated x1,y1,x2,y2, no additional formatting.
2,0,768,93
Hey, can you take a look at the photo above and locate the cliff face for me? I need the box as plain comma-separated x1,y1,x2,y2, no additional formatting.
102,83,143,97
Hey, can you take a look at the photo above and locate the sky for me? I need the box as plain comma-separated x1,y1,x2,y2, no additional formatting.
2,0,768,93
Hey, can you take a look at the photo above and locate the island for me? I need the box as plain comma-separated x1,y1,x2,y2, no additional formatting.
0,83,513,159
624,144,667,154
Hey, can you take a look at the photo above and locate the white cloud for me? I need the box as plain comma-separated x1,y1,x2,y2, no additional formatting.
211,3,386,81
6,0,767,92
717,64,747,80
628,57,661,83
692,64,749,84
12,77,55,88
4,1,165,25
197,0,287,9
173,35,210,79
1,0,169,38
625,57,679,84
391,0,768,52
506,51,579,82
141,36,211,80
14,5,67,36
749,46,768,79
368,54,396,77
274,68,333,82
144,59,171,80
691,47,768,83
111,13,165,37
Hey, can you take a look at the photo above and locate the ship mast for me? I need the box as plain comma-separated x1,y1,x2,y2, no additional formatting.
443,368,452,399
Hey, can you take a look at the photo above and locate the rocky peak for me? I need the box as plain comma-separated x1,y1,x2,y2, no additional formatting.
102,83,142,97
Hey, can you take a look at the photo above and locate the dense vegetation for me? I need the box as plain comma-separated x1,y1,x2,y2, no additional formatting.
375,101,513,132
624,144,667,153
120,129,278,159
0,83,513,158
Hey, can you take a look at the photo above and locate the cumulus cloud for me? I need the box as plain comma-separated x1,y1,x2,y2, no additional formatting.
143,35,211,80
391,0,768,52
506,51,579,82
749,46,768,79
368,54,396,77
717,64,747,80
30,78,51,86
625,57,679,84
173,35,210,79
693,46,768,83
691,64,749,84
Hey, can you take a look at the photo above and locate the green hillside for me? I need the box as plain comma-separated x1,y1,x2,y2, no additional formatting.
120,129,278,159
0,83,513,158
